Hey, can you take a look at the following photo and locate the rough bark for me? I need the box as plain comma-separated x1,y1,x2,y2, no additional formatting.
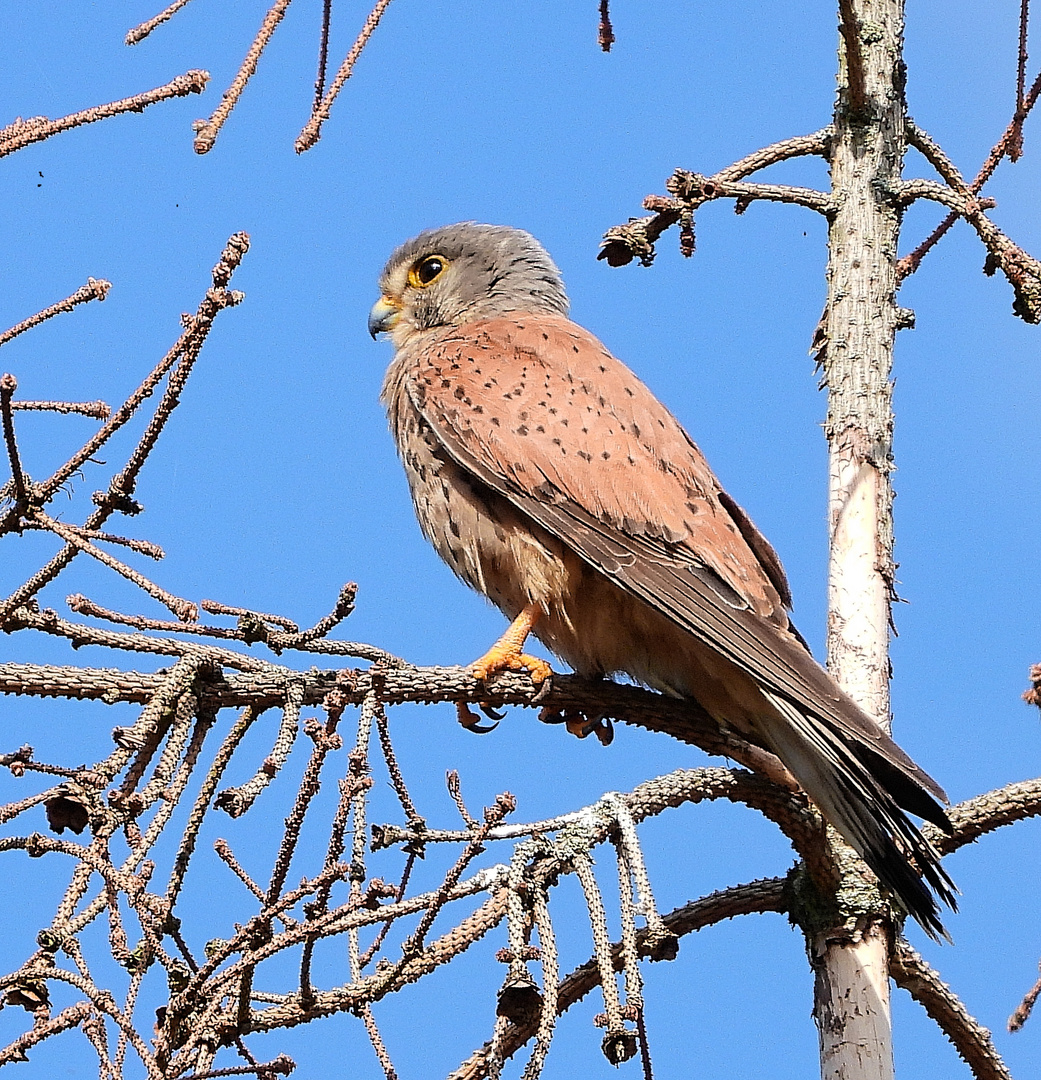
815,0,907,1076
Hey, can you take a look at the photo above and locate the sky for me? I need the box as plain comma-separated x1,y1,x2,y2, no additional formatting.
0,1,1040,1077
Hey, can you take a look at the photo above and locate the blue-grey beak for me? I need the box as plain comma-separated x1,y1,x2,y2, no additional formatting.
368,296,401,339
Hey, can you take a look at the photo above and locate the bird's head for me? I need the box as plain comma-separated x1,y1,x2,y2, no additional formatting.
368,223,569,347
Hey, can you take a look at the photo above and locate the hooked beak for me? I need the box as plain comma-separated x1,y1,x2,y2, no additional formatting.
368,296,402,339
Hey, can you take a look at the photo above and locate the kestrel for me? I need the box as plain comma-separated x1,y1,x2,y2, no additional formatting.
369,222,956,939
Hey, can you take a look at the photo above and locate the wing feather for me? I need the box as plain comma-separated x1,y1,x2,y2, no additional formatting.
406,314,947,807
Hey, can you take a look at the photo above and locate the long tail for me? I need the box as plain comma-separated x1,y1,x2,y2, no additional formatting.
761,691,957,941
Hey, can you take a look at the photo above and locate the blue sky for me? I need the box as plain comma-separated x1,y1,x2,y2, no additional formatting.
1,2,1039,1077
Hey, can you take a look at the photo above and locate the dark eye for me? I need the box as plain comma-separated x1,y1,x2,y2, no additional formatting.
411,255,446,287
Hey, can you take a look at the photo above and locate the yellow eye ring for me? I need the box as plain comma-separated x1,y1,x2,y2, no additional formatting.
408,254,447,288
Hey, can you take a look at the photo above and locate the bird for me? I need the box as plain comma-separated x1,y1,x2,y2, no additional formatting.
368,221,956,939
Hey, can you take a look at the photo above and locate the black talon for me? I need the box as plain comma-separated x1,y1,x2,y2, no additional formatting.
457,702,499,734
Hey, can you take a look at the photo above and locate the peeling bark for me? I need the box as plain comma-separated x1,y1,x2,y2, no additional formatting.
817,0,908,1075
813,922,895,1080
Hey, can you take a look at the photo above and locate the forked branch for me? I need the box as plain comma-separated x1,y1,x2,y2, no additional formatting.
600,128,832,266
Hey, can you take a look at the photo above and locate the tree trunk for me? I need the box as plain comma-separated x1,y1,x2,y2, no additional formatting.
815,0,906,1076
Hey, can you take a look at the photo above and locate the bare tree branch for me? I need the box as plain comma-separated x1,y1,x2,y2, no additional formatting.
0,233,249,614
450,878,787,1080
126,0,198,45
11,399,110,419
0,278,110,347
192,0,294,154
0,72,209,158
899,68,1041,281
926,778,1041,854
890,938,1012,1080
599,128,832,266
837,0,867,113
295,0,396,153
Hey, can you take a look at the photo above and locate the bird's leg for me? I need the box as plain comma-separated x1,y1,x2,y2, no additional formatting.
457,605,553,732
469,604,553,684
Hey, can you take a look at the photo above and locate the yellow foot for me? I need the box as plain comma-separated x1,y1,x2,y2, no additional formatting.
470,644,552,686
457,605,554,734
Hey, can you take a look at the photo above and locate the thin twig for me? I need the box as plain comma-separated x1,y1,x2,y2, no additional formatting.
11,399,110,419
315,0,334,109
216,680,305,818
899,69,1041,280
358,851,416,970
450,878,786,1080
166,705,264,908
214,838,268,904
41,529,163,559
295,0,395,153
0,73,209,159
0,279,111,348
193,0,294,154
200,598,299,632
654,173,834,217
70,595,264,639
1009,962,1041,1032
187,1056,294,1080
0,1001,94,1066
0,234,249,617
519,887,557,1080
598,0,614,52
2,605,268,672
600,129,833,266
360,1004,398,1080
404,795,515,957
32,511,197,621
635,1006,655,1080
447,769,478,829
572,851,634,1064
125,0,198,45
1011,0,1031,159
891,177,1041,321
375,706,425,831
301,741,373,998
265,693,340,906
0,374,28,505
